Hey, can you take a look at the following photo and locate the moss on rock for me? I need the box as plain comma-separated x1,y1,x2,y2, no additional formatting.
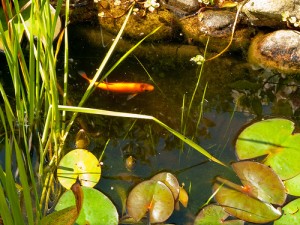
97,0,180,41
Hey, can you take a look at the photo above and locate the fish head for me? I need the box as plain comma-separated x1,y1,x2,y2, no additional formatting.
141,83,154,92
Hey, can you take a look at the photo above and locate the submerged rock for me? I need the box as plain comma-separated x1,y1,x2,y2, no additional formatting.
248,30,300,74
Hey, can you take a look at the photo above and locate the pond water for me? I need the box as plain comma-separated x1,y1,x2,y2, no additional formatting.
56,22,300,224
1,21,300,224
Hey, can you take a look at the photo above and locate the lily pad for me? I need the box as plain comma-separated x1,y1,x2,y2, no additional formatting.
284,173,300,196
57,149,101,189
274,198,300,225
55,186,118,225
213,177,282,223
126,180,174,223
194,204,244,225
41,181,83,225
232,161,286,205
236,118,300,180
41,206,77,225
151,172,180,200
178,186,189,208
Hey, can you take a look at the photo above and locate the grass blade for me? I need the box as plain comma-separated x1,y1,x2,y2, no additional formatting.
58,105,226,167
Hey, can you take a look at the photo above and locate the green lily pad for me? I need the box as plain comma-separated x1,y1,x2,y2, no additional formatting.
126,180,174,223
194,204,244,225
232,161,286,205
284,173,300,196
274,198,300,225
151,172,180,201
236,118,300,180
41,206,77,225
213,177,282,224
57,149,101,189
55,186,118,225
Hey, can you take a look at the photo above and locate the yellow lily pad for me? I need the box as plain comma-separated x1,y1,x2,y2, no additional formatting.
57,149,101,189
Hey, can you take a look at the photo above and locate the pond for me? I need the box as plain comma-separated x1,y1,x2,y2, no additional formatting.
0,19,299,224
53,22,300,224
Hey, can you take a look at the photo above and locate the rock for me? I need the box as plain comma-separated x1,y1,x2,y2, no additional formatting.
52,0,98,23
198,10,240,37
167,0,199,14
248,30,300,74
242,0,299,27
96,0,180,41
181,10,254,52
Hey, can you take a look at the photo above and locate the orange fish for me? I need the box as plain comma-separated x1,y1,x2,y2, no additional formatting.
78,71,154,94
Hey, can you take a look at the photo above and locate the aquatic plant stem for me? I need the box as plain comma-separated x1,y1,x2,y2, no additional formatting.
194,82,208,138
61,0,70,137
182,38,209,142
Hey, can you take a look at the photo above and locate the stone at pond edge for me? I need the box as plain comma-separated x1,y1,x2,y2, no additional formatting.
242,0,298,27
168,0,199,14
96,1,181,41
248,30,300,74
181,10,255,52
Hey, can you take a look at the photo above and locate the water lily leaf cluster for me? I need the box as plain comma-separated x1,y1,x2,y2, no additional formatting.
126,172,188,223
49,137,114,224
54,147,187,225
196,118,300,224
213,161,284,223
236,118,300,180
235,118,300,197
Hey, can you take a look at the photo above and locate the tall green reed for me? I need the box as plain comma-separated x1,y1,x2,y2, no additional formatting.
0,0,66,222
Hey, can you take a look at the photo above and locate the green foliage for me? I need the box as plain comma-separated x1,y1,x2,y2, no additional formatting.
212,162,284,223
194,204,244,225
236,118,300,180
57,149,101,189
195,118,300,224
126,172,181,223
55,187,118,225
57,105,226,166
0,0,64,223
274,198,300,225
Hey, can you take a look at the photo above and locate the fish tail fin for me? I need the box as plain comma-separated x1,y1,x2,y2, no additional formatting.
78,71,88,80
